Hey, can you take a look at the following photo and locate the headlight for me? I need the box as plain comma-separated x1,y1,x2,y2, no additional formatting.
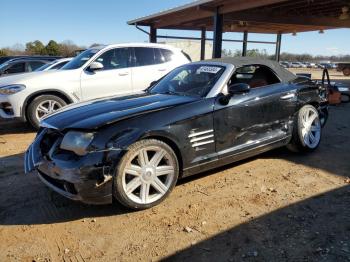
60,131,94,156
0,84,26,95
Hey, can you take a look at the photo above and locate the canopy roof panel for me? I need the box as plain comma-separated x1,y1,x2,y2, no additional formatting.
128,0,350,34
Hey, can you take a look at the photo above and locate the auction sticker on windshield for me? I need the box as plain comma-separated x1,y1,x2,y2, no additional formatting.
196,66,222,74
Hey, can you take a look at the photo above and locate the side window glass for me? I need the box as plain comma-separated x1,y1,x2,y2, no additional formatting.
160,49,174,62
6,62,25,74
134,47,155,67
28,61,45,71
95,48,130,70
229,65,256,85
154,48,164,64
230,65,280,88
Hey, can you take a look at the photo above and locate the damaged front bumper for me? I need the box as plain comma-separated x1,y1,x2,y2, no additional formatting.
24,129,119,205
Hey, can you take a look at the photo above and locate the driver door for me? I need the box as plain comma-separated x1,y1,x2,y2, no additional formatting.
80,48,133,100
213,65,291,158
214,89,266,157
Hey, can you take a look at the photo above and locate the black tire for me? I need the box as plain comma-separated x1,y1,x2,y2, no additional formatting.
341,94,350,103
113,139,179,210
319,108,328,128
343,67,350,77
287,105,322,153
27,95,66,129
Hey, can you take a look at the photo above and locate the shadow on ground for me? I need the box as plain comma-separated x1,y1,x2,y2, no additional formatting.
164,185,350,262
0,120,34,135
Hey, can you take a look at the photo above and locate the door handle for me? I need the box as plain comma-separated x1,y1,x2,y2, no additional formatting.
280,93,295,100
118,72,129,76
158,68,167,72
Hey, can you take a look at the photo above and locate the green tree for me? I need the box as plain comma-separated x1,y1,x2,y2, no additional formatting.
25,40,45,55
45,40,60,56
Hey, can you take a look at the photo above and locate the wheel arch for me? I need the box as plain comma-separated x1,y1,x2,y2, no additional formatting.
22,89,74,121
307,101,320,109
141,131,184,177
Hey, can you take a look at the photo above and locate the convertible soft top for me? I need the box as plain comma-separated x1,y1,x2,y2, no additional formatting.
208,57,297,83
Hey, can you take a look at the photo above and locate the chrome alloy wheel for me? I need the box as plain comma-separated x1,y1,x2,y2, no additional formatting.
35,100,63,120
121,146,176,204
300,107,321,148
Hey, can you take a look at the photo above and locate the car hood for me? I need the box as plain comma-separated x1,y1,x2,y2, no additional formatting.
42,92,199,130
0,69,78,86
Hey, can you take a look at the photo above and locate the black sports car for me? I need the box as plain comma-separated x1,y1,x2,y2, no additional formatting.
25,58,328,209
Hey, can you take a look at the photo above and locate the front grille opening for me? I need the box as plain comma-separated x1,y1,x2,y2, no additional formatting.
0,102,14,115
40,130,63,156
39,171,77,195
40,129,80,161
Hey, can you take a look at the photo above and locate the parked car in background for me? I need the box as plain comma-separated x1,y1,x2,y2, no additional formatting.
0,56,58,76
299,62,308,68
279,61,290,68
320,63,333,69
330,63,337,69
0,56,60,66
304,62,317,69
0,43,191,128
24,57,328,209
309,62,318,68
35,58,73,71
337,63,350,76
290,62,302,68
0,57,54,77
0,56,28,65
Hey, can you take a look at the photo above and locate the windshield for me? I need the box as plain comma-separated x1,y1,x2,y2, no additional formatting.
35,61,55,71
149,64,225,97
0,62,9,71
61,48,100,70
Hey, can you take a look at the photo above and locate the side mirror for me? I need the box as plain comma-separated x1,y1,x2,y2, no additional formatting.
88,62,104,71
149,80,158,87
228,83,250,96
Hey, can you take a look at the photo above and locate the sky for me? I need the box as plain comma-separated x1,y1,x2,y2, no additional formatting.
1,0,349,56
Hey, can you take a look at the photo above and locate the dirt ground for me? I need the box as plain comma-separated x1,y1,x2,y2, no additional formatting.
0,70,350,262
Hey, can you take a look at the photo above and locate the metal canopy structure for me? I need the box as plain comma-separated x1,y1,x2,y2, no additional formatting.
128,0,350,61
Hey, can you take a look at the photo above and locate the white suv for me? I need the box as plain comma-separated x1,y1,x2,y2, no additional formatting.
0,43,190,128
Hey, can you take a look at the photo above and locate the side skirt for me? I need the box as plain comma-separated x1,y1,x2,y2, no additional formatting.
182,136,291,177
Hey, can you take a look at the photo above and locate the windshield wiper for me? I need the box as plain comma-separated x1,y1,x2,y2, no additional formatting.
161,90,178,96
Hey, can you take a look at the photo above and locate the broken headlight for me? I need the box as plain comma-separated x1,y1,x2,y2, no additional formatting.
60,131,94,156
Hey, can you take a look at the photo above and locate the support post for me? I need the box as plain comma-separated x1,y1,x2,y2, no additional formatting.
212,8,223,58
242,31,248,56
149,26,157,43
275,33,282,61
200,27,206,60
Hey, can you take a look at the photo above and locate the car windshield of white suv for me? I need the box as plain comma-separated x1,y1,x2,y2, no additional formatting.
61,48,100,70
149,64,225,97
0,62,9,70
35,61,55,71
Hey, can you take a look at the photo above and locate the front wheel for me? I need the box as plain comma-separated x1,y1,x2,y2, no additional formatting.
287,105,322,152
113,139,179,210
27,95,66,129
343,67,350,76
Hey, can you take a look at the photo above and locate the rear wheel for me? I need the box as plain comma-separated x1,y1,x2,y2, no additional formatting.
341,94,350,103
343,67,350,76
287,105,322,152
113,139,179,210
27,95,66,129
